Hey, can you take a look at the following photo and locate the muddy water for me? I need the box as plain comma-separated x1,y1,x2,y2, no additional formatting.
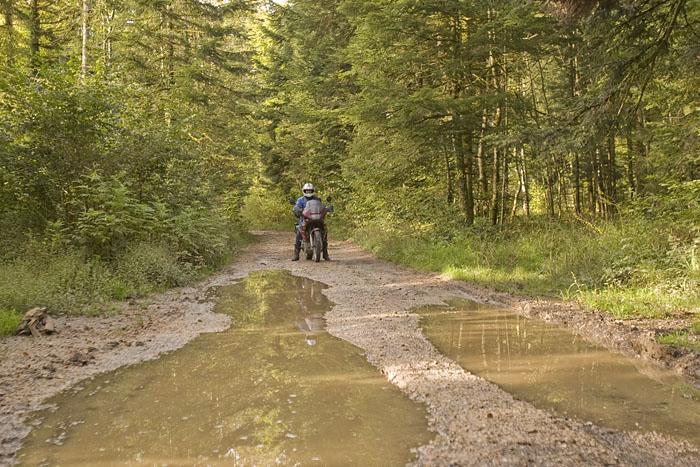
17,271,430,466
420,299,700,446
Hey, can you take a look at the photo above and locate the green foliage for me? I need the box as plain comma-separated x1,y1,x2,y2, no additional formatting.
0,246,113,314
343,212,700,319
0,308,22,337
241,187,298,231
2,0,698,328
113,243,200,297
0,0,259,320
0,232,251,317
656,331,700,352
62,172,163,258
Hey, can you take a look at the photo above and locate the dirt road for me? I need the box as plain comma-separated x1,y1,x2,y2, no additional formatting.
1,231,698,465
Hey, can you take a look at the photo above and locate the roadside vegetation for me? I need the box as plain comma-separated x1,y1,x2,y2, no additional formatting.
336,180,700,321
251,0,700,350
0,2,256,335
1,0,698,351
345,213,699,318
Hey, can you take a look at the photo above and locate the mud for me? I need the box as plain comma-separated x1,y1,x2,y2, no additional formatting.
1,230,699,466
16,272,430,466
419,300,700,446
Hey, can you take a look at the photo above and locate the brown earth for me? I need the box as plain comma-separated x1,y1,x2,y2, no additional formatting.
1,231,698,466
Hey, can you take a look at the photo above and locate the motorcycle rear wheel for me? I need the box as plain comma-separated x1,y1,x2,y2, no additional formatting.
304,241,312,260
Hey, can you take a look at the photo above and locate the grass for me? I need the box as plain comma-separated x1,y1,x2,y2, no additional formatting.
0,308,22,336
657,331,700,352
345,215,700,321
0,231,252,337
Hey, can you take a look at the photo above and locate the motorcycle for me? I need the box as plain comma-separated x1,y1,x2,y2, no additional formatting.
291,196,333,262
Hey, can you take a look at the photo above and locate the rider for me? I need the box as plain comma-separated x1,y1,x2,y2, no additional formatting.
292,182,330,261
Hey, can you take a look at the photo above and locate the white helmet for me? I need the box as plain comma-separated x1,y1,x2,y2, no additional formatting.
302,183,314,198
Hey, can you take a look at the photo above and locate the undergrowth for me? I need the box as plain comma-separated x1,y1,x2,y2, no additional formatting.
0,308,22,336
657,331,700,352
0,231,251,337
344,215,700,322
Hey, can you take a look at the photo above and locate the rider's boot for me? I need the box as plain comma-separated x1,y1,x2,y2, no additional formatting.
292,246,300,261
322,243,330,261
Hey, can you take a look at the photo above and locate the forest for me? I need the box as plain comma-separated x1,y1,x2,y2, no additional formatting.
0,0,698,342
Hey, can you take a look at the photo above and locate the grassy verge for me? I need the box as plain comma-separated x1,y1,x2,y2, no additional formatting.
0,230,252,337
0,308,23,336
342,216,699,347
657,331,700,352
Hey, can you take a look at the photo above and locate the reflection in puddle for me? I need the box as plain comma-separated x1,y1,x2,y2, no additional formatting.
420,299,700,446
18,271,430,466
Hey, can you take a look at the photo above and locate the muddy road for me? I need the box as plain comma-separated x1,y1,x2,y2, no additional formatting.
1,231,699,466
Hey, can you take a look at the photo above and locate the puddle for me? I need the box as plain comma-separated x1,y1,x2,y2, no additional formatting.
420,299,700,446
17,271,430,466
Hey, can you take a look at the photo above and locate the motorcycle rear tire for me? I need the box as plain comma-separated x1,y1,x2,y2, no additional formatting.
305,242,312,260
313,231,322,263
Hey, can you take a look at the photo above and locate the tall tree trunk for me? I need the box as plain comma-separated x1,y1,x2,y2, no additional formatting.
587,152,596,215
566,49,581,216
103,8,115,66
511,149,521,219
443,144,454,205
1,0,13,65
487,10,501,226
476,109,488,216
81,0,89,78
606,131,617,216
510,157,521,219
625,132,636,201
29,0,40,71
556,155,564,217
166,8,175,87
520,146,530,217
572,152,581,215
595,147,607,217
500,146,509,225
453,127,474,225
488,100,502,225
450,11,473,225
545,161,555,217
465,133,475,225
490,146,500,225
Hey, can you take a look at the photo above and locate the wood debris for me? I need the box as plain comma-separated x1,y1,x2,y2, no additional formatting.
16,307,56,337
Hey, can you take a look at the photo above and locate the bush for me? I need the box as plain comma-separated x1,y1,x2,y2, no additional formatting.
0,247,113,314
114,242,197,297
241,187,297,230
0,228,250,318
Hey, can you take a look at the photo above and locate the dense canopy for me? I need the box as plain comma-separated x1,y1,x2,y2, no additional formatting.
0,0,698,322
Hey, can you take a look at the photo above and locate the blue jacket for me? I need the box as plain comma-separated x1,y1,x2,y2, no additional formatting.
294,195,321,227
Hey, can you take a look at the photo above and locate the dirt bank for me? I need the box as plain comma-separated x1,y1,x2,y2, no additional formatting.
1,231,698,466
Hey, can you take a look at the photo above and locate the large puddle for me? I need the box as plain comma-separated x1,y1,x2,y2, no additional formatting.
17,271,430,466
420,299,700,446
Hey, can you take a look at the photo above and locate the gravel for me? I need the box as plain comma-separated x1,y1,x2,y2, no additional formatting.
1,231,698,466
